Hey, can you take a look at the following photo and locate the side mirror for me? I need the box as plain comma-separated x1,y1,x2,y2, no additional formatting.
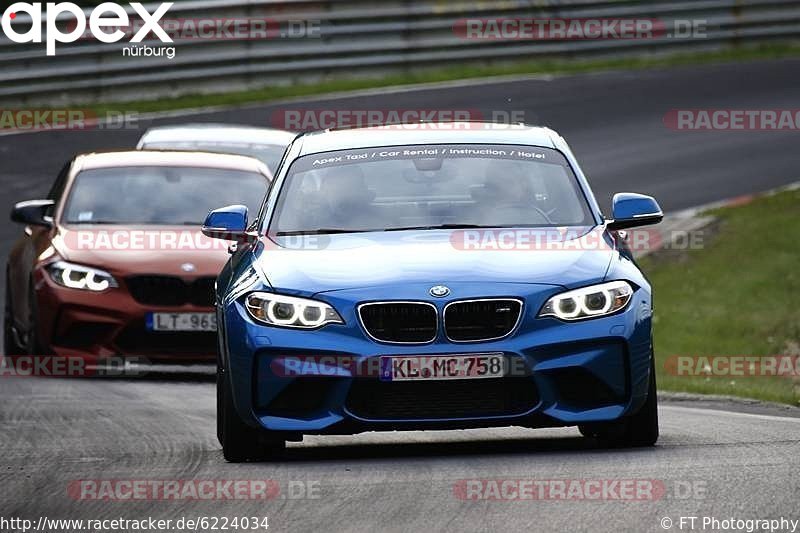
607,193,663,231
202,205,250,241
11,199,55,228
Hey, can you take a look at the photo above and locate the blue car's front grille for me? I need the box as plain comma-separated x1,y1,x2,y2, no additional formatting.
444,299,522,342
345,377,538,420
358,302,437,343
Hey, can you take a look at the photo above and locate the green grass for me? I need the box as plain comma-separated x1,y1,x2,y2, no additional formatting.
92,41,800,115
640,188,800,405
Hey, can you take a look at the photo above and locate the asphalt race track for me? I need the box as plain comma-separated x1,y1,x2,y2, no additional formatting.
2,376,800,532
1,59,800,532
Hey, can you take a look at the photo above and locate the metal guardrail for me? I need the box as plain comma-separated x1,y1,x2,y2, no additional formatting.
1,0,799,104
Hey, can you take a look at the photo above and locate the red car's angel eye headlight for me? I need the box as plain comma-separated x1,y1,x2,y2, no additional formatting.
46,261,118,292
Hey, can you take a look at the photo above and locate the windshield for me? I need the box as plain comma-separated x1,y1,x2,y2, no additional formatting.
63,166,268,225
269,144,594,235
141,141,286,172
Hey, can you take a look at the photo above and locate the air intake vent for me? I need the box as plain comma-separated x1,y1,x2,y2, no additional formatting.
346,377,538,420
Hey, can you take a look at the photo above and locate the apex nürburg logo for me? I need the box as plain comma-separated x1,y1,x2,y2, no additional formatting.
1,2,174,56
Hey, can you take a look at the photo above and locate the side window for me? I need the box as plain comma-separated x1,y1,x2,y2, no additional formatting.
45,161,71,217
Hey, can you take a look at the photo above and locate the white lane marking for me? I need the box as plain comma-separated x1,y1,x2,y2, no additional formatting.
663,404,800,424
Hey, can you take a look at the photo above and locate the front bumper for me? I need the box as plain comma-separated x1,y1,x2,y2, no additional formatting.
33,269,217,362
223,282,654,434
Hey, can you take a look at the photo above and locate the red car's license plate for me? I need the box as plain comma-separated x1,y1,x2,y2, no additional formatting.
146,312,217,332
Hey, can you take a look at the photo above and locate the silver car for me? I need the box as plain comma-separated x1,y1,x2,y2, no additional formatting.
137,123,296,173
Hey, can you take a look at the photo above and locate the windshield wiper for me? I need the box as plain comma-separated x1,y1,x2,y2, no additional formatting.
277,224,519,236
275,228,379,236
383,224,488,232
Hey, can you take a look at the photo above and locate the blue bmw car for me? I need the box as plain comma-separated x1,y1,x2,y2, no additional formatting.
203,123,663,462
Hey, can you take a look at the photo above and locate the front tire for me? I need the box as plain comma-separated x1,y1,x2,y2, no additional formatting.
580,360,659,447
25,284,47,355
3,275,25,356
218,366,285,462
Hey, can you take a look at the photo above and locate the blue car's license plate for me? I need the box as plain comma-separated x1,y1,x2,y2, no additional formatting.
380,353,505,381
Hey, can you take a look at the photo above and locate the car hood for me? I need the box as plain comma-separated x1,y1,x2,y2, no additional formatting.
254,228,617,295
51,226,231,277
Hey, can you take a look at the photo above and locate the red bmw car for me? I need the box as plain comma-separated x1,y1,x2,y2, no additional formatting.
4,151,271,362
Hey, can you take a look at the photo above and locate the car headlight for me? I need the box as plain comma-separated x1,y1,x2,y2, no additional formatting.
47,261,118,292
538,280,633,321
245,292,344,329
